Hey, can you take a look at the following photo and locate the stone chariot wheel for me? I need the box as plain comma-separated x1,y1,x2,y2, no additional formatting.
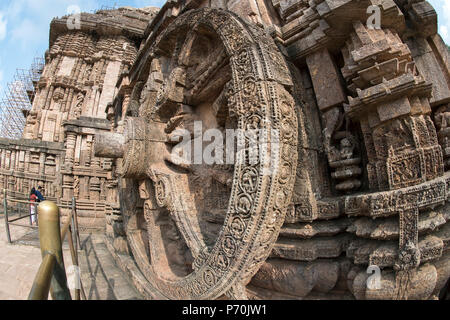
116,8,298,300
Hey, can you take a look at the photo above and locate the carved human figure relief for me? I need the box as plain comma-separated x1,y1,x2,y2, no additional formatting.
71,92,84,119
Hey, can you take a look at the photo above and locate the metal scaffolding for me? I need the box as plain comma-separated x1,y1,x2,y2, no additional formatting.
94,3,118,13
0,57,45,139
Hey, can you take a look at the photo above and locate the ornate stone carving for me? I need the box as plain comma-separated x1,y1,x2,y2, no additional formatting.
1,0,449,301
95,8,298,299
71,92,84,119
23,110,42,140
435,104,450,170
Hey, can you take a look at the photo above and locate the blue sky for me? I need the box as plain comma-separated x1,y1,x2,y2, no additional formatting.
0,0,449,94
429,0,450,43
0,0,165,93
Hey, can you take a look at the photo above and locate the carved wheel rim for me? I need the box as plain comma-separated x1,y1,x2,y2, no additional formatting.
127,8,298,300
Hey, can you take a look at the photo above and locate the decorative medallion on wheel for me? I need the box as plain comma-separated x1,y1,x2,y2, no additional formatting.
109,8,297,299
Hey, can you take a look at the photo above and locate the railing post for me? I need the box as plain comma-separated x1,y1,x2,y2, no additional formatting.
35,203,38,227
72,197,81,249
29,201,33,226
67,227,81,300
71,197,78,251
28,254,56,300
37,201,71,300
3,189,11,244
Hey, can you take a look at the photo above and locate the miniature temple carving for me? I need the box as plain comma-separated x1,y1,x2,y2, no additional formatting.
0,1,448,300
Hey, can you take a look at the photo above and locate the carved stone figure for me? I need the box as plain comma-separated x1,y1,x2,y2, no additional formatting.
85,64,92,82
23,110,42,140
0,0,449,300
72,92,84,119
73,176,80,198
435,105,450,169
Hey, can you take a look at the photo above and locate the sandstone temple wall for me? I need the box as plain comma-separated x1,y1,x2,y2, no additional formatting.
0,138,64,200
0,0,449,300
0,7,159,230
98,0,450,300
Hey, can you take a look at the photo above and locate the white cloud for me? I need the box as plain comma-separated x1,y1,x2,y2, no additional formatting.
0,69,3,92
11,19,37,42
7,1,97,49
0,12,7,41
439,1,450,44
428,0,450,44
440,25,450,43
443,1,450,22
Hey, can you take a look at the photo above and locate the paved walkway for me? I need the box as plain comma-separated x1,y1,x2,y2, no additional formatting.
0,216,44,299
0,215,141,300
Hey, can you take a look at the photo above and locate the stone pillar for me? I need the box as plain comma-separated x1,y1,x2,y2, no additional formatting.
63,128,77,202
121,87,132,117
105,176,118,204
25,151,31,172
18,151,25,172
39,152,46,176
62,175,74,200
0,149,4,169
89,177,100,201
5,150,11,170
7,176,15,192
64,126,78,168
73,175,80,198
74,135,82,167
10,150,16,172
85,135,93,167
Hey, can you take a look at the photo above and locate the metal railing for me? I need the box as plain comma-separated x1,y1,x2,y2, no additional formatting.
2,190,79,243
5,193,89,300
2,189,39,243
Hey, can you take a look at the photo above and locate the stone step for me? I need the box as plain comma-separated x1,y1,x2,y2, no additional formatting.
78,233,142,300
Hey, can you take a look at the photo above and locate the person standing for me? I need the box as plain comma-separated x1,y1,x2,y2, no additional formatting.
30,188,38,225
35,186,45,202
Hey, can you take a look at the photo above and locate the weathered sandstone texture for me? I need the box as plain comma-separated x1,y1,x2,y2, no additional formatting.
1,1,449,300
1,7,158,230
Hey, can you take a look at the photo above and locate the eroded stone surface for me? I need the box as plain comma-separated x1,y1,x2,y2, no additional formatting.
0,0,449,300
